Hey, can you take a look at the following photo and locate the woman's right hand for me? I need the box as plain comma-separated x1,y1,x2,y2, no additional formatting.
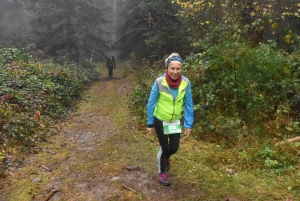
147,127,154,135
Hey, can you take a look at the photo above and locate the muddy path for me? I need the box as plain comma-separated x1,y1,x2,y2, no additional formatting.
0,68,204,201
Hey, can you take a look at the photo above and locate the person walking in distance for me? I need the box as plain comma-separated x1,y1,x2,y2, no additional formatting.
146,53,194,186
111,55,116,69
106,56,115,78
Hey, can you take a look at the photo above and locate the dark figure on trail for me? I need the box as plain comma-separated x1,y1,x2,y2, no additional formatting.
106,56,116,78
111,55,116,68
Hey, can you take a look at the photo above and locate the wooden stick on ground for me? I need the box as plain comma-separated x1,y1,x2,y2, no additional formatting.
41,164,51,172
276,136,300,145
122,184,138,194
43,189,58,201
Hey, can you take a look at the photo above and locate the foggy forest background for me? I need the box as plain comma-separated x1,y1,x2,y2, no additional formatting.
1,0,299,62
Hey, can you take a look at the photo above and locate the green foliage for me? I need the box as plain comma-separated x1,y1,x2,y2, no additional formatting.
130,86,149,119
125,53,159,121
0,47,31,65
176,0,300,52
180,41,300,172
254,142,299,172
185,40,299,126
0,47,100,176
126,52,171,126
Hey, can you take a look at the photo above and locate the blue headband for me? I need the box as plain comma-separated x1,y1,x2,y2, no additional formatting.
166,56,183,68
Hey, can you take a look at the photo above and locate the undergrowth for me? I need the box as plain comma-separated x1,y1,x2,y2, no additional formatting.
0,46,101,177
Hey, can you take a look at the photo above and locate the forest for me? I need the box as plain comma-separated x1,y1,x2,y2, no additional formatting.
1,0,300,200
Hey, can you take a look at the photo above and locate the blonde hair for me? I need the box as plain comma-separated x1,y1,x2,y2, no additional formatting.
165,53,180,67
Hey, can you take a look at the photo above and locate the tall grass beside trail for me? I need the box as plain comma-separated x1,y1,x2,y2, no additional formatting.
0,47,101,177
127,41,300,199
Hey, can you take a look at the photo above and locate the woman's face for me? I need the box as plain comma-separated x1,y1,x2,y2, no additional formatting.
167,61,182,80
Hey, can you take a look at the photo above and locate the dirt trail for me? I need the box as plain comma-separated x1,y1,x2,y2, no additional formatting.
0,68,204,201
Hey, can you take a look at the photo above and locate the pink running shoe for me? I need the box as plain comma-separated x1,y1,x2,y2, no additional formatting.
158,172,171,186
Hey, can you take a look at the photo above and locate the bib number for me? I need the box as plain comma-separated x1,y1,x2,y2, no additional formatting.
163,120,182,135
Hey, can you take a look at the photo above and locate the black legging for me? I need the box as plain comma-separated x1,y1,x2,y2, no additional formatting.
108,67,113,77
154,117,180,173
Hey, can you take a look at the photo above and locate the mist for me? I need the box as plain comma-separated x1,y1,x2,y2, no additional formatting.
0,0,130,62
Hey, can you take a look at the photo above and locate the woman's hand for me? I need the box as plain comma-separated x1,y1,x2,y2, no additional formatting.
184,128,191,137
147,127,154,135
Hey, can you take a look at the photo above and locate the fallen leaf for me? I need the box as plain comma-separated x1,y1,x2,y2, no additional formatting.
278,177,285,183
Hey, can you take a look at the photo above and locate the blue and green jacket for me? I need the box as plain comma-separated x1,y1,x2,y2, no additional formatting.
147,74,194,128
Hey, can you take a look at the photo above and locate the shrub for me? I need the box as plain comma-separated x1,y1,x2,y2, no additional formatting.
0,47,101,177
126,53,165,122
184,40,300,142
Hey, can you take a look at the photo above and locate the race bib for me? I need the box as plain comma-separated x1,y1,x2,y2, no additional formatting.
163,120,182,134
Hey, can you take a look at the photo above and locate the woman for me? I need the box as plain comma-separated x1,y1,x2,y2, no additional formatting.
146,53,194,186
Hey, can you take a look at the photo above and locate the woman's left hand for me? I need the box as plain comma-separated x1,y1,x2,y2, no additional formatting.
184,128,191,137
147,127,154,135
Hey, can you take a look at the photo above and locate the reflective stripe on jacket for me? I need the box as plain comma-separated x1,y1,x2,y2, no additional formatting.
153,76,188,122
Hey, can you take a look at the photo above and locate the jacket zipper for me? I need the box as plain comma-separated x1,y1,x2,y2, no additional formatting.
170,99,175,122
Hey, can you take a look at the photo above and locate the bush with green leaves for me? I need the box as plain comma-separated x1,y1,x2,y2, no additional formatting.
0,47,101,176
185,40,299,131
126,53,165,121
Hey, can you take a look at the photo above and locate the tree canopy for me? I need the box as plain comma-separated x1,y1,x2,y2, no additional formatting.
115,0,193,61
27,0,110,60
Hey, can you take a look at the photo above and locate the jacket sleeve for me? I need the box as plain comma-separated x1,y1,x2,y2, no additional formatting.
183,81,194,129
146,81,159,127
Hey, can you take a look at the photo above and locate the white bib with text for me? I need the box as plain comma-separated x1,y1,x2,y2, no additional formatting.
163,120,182,135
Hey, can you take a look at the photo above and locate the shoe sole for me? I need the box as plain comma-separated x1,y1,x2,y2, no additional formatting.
158,180,171,186
159,182,171,186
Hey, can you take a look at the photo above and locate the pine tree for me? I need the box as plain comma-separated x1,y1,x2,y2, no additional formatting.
28,0,109,61
115,0,191,61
